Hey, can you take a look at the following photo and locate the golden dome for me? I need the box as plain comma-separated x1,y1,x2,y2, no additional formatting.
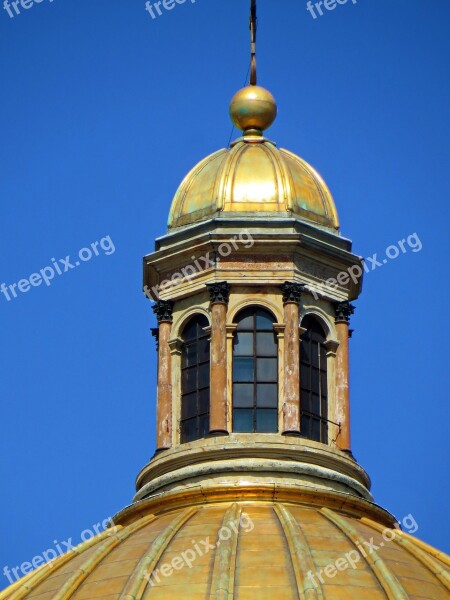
4,489,449,600
167,86,339,231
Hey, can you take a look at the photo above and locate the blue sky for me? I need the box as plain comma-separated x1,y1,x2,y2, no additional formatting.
0,0,449,586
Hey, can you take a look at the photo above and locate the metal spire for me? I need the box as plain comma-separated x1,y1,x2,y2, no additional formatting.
250,0,257,85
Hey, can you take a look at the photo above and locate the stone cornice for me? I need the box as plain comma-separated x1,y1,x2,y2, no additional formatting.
135,435,372,503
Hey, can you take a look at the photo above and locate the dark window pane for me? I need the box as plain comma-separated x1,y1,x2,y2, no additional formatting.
183,321,198,341
256,332,277,357
320,344,327,366
301,390,311,413
257,384,278,408
198,338,210,363
233,409,254,432
301,364,310,389
198,388,209,414
198,362,210,387
301,339,310,364
311,342,319,367
181,418,196,443
311,393,321,414
182,367,197,394
256,358,277,382
311,368,320,392
256,311,274,331
198,414,209,437
311,418,321,442
301,414,309,436
183,343,197,368
234,332,254,356
233,357,255,382
233,384,254,407
321,373,328,398
181,314,210,444
300,316,328,444
256,409,278,432
181,392,197,419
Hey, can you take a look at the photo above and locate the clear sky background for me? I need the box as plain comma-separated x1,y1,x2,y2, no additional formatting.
0,0,449,587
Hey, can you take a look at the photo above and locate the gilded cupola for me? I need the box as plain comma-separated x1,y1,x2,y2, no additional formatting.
168,85,339,231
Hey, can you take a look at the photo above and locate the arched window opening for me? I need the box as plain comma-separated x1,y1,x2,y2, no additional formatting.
300,315,328,443
232,307,278,433
180,314,210,443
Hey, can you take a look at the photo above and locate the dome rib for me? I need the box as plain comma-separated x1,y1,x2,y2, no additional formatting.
210,503,240,598
361,518,450,592
321,508,409,600
5,516,154,600
118,507,197,600
52,515,158,600
274,504,324,599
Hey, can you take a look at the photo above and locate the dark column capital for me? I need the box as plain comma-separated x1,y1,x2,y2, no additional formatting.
151,327,159,350
335,301,355,324
152,300,174,323
280,281,305,304
207,281,231,305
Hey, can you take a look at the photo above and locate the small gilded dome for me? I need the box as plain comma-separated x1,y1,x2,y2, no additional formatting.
168,86,339,230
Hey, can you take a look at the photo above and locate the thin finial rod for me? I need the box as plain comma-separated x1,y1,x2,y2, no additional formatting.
250,0,257,85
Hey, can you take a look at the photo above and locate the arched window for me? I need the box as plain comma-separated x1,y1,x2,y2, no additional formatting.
232,307,278,433
300,315,328,443
180,314,210,443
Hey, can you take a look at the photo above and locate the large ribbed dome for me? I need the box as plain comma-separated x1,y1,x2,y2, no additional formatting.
168,139,339,231
4,492,449,600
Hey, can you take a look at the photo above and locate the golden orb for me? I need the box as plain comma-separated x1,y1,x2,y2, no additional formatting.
229,85,277,132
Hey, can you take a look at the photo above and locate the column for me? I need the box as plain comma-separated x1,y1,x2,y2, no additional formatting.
280,282,305,435
206,282,231,436
152,300,174,451
334,301,355,452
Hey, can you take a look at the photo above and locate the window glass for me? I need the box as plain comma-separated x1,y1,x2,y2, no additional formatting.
233,357,255,382
256,332,277,356
233,409,254,432
256,384,278,408
232,307,278,433
180,315,210,443
256,409,278,433
234,332,254,356
300,316,328,443
233,384,254,407
256,358,277,382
